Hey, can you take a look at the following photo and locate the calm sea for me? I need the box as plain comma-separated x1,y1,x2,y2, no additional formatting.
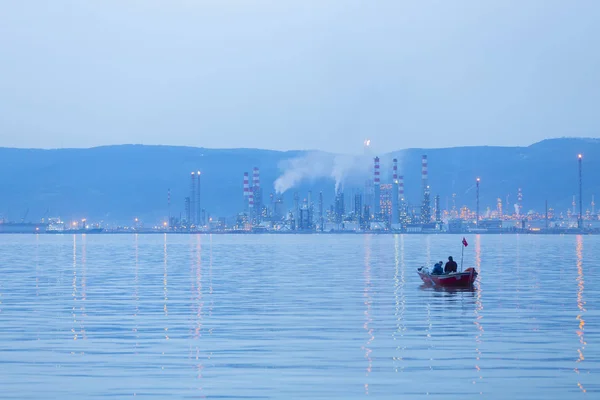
0,234,597,399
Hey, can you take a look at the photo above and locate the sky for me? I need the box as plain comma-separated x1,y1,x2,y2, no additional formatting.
0,0,599,154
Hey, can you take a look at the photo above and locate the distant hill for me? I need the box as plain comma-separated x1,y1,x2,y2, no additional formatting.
0,138,598,224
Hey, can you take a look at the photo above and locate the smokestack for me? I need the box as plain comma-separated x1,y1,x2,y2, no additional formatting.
294,192,299,230
545,199,548,229
252,167,261,222
190,172,197,226
435,194,441,225
167,188,171,228
248,189,254,210
243,172,250,211
398,175,406,227
373,157,381,220
578,154,583,229
308,191,313,230
319,191,324,232
196,171,202,226
420,155,431,224
398,175,404,201
253,167,260,189
392,158,399,225
476,178,480,227
421,155,428,189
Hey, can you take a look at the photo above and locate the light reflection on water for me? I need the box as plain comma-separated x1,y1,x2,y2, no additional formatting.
474,234,484,392
362,235,373,395
0,234,598,399
575,235,586,393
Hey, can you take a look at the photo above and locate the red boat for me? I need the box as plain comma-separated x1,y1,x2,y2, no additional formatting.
417,266,478,287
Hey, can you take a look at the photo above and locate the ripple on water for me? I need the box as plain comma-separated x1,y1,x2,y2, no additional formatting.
0,233,598,399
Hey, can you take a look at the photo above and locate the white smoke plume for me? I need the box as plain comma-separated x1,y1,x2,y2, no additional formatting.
274,150,399,194
331,154,359,193
273,152,334,194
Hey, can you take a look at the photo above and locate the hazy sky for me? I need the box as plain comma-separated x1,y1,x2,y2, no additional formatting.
1,1,599,153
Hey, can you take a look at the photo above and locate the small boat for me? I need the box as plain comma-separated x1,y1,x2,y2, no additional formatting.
417,266,478,288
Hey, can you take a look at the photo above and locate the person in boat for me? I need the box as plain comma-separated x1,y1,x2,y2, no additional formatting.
432,261,444,275
444,256,458,273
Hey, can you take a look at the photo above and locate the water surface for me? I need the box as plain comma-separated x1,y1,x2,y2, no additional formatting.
0,234,598,399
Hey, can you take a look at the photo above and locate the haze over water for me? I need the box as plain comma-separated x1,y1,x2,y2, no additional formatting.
0,234,598,399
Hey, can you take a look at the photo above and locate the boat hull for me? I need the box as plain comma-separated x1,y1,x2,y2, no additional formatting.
417,268,477,287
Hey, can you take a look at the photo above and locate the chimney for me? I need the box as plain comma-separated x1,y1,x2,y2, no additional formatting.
398,175,404,201
373,157,381,219
243,172,250,210
421,155,428,189
253,167,260,189
392,158,399,225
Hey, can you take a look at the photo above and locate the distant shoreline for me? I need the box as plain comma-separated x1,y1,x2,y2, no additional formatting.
0,231,597,235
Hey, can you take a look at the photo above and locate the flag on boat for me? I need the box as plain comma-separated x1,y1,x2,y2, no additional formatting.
462,237,468,247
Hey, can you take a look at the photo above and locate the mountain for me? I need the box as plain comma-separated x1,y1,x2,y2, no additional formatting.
0,138,597,224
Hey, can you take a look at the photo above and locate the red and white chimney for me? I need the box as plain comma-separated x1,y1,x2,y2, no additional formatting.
392,158,398,181
374,157,380,184
243,172,250,209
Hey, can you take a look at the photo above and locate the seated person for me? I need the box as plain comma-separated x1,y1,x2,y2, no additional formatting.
444,256,458,273
432,261,444,275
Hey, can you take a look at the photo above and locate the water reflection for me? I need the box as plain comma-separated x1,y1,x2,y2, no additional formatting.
133,234,139,351
419,284,476,294
164,234,169,342
362,235,373,395
81,235,87,341
425,235,432,374
575,235,586,393
35,234,40,341
72,235,78,342
393,234,406,373
516,234,521,311
209,234,214,330
473,234,484,392
2,234,597,398
194,235,204,389
35,234,39,297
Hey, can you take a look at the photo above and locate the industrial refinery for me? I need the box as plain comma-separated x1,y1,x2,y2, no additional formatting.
148,152,597,234
1,152,598,235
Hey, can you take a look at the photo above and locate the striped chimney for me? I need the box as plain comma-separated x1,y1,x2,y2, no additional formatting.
374,157,380,184
398,175,405,200
392,158,398,181
248,190,254,208
243,172,250,197
421,155,428,186
253,167,260,189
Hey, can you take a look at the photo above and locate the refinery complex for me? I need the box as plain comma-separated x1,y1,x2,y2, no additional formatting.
2,152,596,234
